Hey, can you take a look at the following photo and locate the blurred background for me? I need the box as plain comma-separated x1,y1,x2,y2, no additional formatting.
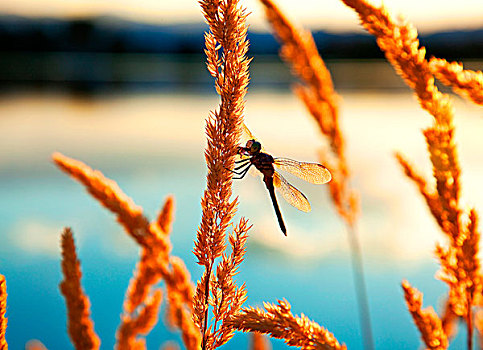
0,0,482,349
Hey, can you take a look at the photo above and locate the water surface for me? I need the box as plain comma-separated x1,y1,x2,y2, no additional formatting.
0,87,481,349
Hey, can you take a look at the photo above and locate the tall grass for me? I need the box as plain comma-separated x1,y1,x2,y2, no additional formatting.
0,0,482,349
338,0,482,349
335,0,481,349
256,1,371,348
0,275,6,350
194,0,250,348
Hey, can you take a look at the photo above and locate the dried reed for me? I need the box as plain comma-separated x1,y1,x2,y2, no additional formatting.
429,58,483,105
402,280,448,350
434,210,481,345
258,1,372,349
194,0,251,349
53,153,200,349
59,227,100,350
339,0,452,125
258,0,357,225
117,290,163,350
53,152,150,247
4,1,476,349
0,274,7,350
339,0,482,348
228,299,346,350
439,298,458,341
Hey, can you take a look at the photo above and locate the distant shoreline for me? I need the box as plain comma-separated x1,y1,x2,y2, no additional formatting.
0,15,481,59
0,54,481,95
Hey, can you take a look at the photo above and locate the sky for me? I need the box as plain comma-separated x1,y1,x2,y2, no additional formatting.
0,0,482,32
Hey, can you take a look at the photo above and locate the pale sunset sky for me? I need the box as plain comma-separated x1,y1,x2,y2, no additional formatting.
1,0,482,32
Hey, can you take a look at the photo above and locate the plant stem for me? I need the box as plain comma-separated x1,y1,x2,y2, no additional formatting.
201,262,213,350
467,304,473,350
346,223,374,350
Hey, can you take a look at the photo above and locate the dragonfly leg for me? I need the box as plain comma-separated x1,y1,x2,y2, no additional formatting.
234,157,251,165
232,163,252,179
226,166,243,174
224,158,251,174
225,162,250,174
234,159,251,171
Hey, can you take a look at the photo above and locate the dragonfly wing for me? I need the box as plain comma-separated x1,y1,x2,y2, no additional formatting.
236,123,255,160
274,158,332,184
240,122,267,153
272,172,311,212
241,122,257,142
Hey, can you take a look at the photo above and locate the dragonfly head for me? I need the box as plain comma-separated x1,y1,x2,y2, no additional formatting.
246,139,261,154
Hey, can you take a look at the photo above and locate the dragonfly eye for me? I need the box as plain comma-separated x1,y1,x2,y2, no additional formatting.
250,141,261,153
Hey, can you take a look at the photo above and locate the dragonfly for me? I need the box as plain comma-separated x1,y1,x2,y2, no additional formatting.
232,124,332,236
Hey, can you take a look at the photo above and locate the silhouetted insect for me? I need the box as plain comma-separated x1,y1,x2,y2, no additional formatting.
232,124,331,235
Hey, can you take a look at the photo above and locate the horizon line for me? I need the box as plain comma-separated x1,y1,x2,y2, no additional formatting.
1,11,483,35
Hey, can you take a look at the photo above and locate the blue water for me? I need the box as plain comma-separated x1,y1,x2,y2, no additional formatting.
0,161,460,350
1,90,479,349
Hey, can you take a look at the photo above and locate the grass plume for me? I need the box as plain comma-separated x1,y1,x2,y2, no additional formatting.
194,0,252,349
439,298,458,342
338,0,482,348
0,274,7,350
228,299,346,350
429,58,483,105
257,1,372,348
59,227,100,350
1,0,480,349
258,0,357,225
53,153,200,349
402,280,448,350
117,290,163,350
53,152,151,247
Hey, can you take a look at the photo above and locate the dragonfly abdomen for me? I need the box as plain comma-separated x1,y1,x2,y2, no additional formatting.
263,175,287,236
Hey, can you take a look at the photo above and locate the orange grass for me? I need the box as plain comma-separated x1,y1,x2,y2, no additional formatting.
59,227,100,350
0,274,7,350
258,0,357,225
0,1,477,349
228,299,346,350
53,152,150,247
338,0,482,348
340,0,452,124
194,0,252,349
257,1,372,348
429,58,483,105
53,153,200,349
402,280,448,350
439,298,458,341
193,1,348,349
117,290,163,350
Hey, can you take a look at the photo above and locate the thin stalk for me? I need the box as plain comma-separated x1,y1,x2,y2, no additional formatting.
467,305,473,350
345,223,374,350
212,292,225,348
201,262,213,350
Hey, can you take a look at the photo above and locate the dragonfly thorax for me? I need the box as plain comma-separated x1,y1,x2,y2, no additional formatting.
251,152,275,178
